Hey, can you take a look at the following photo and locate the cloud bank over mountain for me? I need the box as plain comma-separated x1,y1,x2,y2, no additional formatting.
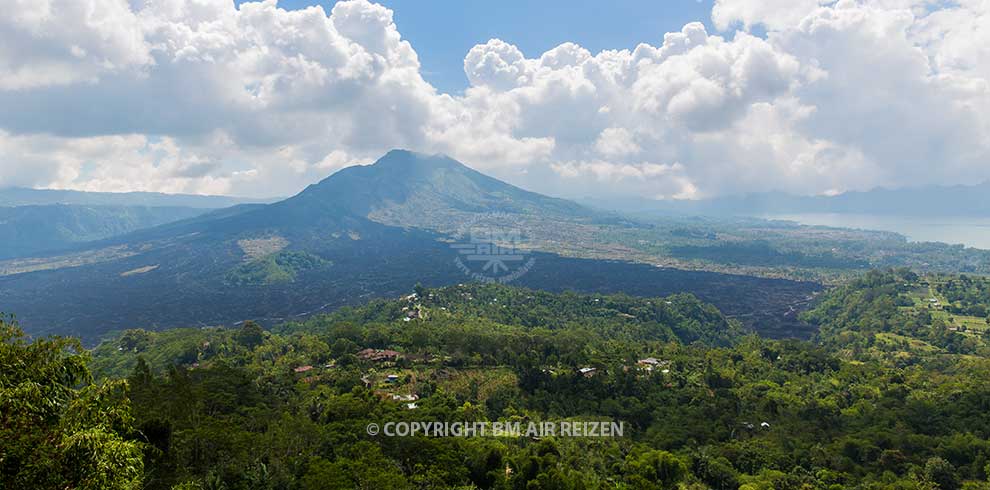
1,0,988,200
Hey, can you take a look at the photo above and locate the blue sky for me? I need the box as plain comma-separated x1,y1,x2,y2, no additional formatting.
237,0,716,94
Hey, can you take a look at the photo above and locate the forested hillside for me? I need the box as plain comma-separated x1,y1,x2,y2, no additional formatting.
804,269,990,356
6,277,990,489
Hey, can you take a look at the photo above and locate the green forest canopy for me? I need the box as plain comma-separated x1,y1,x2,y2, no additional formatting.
5,273,990,489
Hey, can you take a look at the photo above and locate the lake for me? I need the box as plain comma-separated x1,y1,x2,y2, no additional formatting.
762,213,990,250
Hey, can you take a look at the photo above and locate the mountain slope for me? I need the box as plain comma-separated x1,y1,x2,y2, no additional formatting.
0,204,208,259
0,150,819,342
302,149,588,219
102,150,593,242
0,150,604,339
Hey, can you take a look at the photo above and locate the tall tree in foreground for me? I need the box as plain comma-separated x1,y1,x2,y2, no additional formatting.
0,315,144,489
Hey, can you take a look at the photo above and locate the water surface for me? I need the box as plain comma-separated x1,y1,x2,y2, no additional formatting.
762,213,990,250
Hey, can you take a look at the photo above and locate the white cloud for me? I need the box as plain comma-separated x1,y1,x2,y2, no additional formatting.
463,39,532,90
712,0,830,31
0,0,151,90
550,160,699,200
770,0,990,189
594,128,641,158
0,0,988,201
0,131,234,194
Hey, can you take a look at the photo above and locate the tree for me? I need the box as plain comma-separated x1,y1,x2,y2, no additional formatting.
235,321,265,350
331,338,359,359
694,453,741,490
300,444,411,490
0,316,144,489
624,449,689,490
924,457,960,490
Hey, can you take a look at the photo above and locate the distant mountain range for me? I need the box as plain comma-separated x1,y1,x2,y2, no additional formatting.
0,205,207,260
0,187,273,208
0,187,278,259
584,182,990,217
0,150,819,342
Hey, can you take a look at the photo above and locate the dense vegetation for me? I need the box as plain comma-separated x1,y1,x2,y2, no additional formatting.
0,317,144,489
225,251,332,286
804,269,990,356
935,277,990,318
7,275,990,488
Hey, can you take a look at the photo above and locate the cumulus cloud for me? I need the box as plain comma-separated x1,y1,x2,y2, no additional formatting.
0,0,151,90
712,0,830,31
551,160,699,200
464,39,532,90
0,0,988,201
595,128,641,158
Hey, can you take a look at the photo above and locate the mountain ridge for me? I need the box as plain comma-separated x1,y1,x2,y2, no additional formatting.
283,149,590,220
0,150,820,342
0,186,274,209
101,149,598,245
0,204,209,260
